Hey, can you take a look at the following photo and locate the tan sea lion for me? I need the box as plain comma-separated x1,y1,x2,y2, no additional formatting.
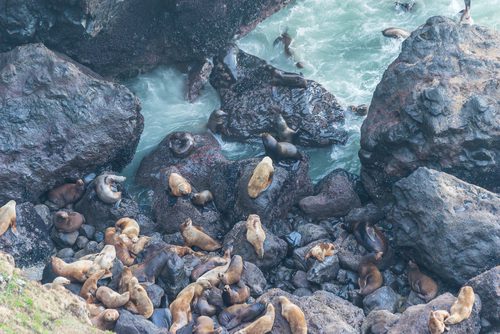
104,227,118,245
0,200,17,237
169,172,192,197
207,109,228,133
304,243,335,262
197,260,231,286
428,310,450,334
91,309,120,331
381,27,410,39
358,252,383,296
222,281,250,306
219,255,244,285
192,190,214,206
53,210,85,233
118,267,134,294
115,237,136,266
459,0,473,25
261,133,301,161
96,286,130,308
87,303,106,317
115,217,140,242
191,248,232,281
126,277,154,318
247,157,274,199
278,296,307,334
246,214,266,258
180,218,221,251
165,244,205,257
95,174,126,204
170,280,212,334
219,302,267,330
445,286,475,325
88,245,116,276
47,179,85,208
235,303,275,334
43,276,71,291
130,236,151,255
80,269,106,303
51,257,93,283
408,261,438,302
194,315,222,334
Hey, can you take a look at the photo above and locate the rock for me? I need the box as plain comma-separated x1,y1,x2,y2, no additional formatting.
306,254,340,285
362,286,400,314
115,310,168,334
187,59,214,102
162,233,184,246
292,270,310,289
299,169,362,219
76,236,89,249
150,308,172,329
50,229,79,248
79,225,96,240
361,310,400,334
344,204,385,226
360,16,500,202
209,46,348,147
0,43,143,204
33,204,51,227
466,266,499,328
158,252,189,301
144,284,165,309
296,224,329,246
390,168,500,285
0,202,54,267
241,261,267,297
293,288,313,297
56,248,75,259
292,239,331,272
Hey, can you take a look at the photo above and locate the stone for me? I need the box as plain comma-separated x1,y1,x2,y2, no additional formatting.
115,310,168,334
144,284,165,309
306,254,340,285
241,261,267,297
51,229,79,248
466,266,500,328
296,224,329,246
79,225,96,240
292,270,310,289
76,236,89,249
362,286,400,314
56,248,75,259
150,308,172,329
33,204,51,227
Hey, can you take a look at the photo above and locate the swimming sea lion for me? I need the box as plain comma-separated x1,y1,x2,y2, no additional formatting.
125,277,154,318
275,113,297,143
278,296,307,334
304,242,335,262
191,248,231,281
247,157,274,199
222,281,250,306
358,252,383,296
51,257,93,283
192,190,214,206
95,174,125,204
169,172,192,197
273,30,293,57
408,261,438,302
382,27,410,39
445,286,475,325
428,310,450,334
180,218,221,251
219,302,267,330
47,180,85,208
270,69,307,88
219,255,244,285
169,132,196,158
53,210,85,233
460,0,473,25
96,286,130,308
80,269,106,303
0,200,17,237
235,303,275,334
246,214,266,258
207,109,228,133
115,218,140,242
194,315,222,334
395,1,415,11
170,280,212,334
91,309,120,331
262,133,301,161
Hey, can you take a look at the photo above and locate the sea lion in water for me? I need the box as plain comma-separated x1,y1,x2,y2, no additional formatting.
219,255,244,285
191,248,232,281
51,257,93,283
274,113,297,143
358,252,383,296
219,302,267,330
273,30,293,57
445,286,475,325
382,27,410,39
0,200,17,237
95,174,125,204
80,269,105,303
222,281,250,306
91,309,120,331
125,277,154,318
395,1,415,11
270,68,307,88
192,190,214,206
262,133,301,161
180,218,221,251
53,210,85,233
246,214,266,258
305,242,335,262
115,217,140,242
47,179,85,208
459,0,473,25
235,303,275,334
407,261,438,302
194,315,221,334
169,172,192,197
170,280,212,334
207,109,228,133
247,157,274,199
428,310,450,334
96,286,130,309
278,296,307,334
169,132,196,158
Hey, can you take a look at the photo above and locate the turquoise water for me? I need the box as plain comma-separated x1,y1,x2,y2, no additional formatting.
123,0,499,187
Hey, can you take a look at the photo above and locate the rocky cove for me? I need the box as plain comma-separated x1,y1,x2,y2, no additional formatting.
0,1,499,334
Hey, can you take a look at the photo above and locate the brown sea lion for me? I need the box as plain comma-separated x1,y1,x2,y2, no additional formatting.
96,286,130,309
197,260,231,286
273,31,293,57
207,109,228,133
428,310,450,334
43,276,71,291
166,244,205,257
118,267,134,294
191,248,231,281
445,286,475,325
304,243,335,262
91,309,120,331
104,227,118,245
80,269,106,303
130,249,170,283
169,172,192,197
0,200,17,237
53,210,85,233
235,303,275,334
192,190,214,206
194,315,222,334
95,174,125,204
87,303,106,317
47,179,85,208
247,157,274,199
219,255,244,285
278,296,307,334
246,214,266,259
115,237,136,266
261,133,301,161
115,217,140,242
408,261,438,302
51,257,93,283
350,221,388,255
222,281,250,306
358,252,383,296
270,69,307,89
129,236,151,256
169,132,195,158
125,277,154,318
180,218,221,251
219,302,267,330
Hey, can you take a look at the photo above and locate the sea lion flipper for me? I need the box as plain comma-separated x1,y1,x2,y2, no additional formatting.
366,225,378,243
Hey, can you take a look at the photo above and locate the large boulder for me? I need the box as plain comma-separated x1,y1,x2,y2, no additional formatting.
0,44,143,204
359,16,500,203
390,167,500,285
115,310,168,334
466,266,500,328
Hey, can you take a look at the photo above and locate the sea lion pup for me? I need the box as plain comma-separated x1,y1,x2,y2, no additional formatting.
219,302,267,329
43,276,71,291
247,157,274,199
180,218,221,251
407,261,438,302
459,0,473,25
222,281,250,306
91,309,120,331
80,269,106,303
194,315,222,334
96,286,130,308
304,242,335,262
115,217,140,242
192,190,214,206
47,179,85,208
382,27,410,39
261,133,301,161
275,113,297,143
278,296,307,334
95,174,126,205
53,210,85,233
0,200,17,237
51,256,93,283
219,255,244,285
169,172,192,197
358,252,383,296
207,109,228,133
445,286,475,325
246,214,266,258
235,303,275,334
169,132,195,158
191,248,232,281
428,310,450,334
129,236,151,255
125,277,154,318
87,245,116,276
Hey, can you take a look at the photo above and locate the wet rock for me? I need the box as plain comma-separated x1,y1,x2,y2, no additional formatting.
162,233,184,246
306,254,340,285
390,168,500,285
50,229,79,248
115,310,168,334
79,225,96,240
0,43,143,204
144,284,165,309
292,270,310,289
466,266,500,328
241,261,267,297
360,16,500,203
107,258,125,291
362,286,400,314
158,252,189,301
187,59,214,102
209,46,348,147
361,310,400,334
151,308,172,329
296,223,329,246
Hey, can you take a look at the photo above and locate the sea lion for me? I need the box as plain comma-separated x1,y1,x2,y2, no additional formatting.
278,296,307,334
194,315,222,334
350,221,388,255
125,277,154,318
191,248,232,281
275,114,297,143
235,303,275,334
196,293,218,316
169,132,196,158
115,236,136,266
53,210,85,233
408,261,438,302
358,252,383,296
80,269,106,303
459,0,473,25
91,309,120,331
304,242,335,262
180,218,221,251
170,280,212,334
247,157,274,199
87,304,106,317
96,286,130,308
428,310,450,334
88,245,116,276
445,286,475,325
105,227,118,245
0,200,17,237
43,276,71,291
270,69,307,88
395,1,415,11
382,27,410,39
246,214,266,258
197,261,231,286
169,172,192,197
118,267,134,294
261,133,301,161
47,179,85,208
166,244,205,257
192,190,214,206
130,248,170,283
130,236,151,255
115,218,140,242
219,302,267,330
219,255,244,285
207,109,228,133
95,174,126,204
51,257,93,283
273,30,293,57
222,281,250,306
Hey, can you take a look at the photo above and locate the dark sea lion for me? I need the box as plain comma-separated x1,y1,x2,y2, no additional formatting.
382,27,410,39
222,281,250,306
53,210,85,233
192,190,214,206
351,221,388,255
395,1,415,11
218,255,244,285
196,293,218,316
358,252,383,296
273,112,297,143
191,248,231,281
207,109,228,133
47,179,85,208
169,132,196,158
408,261,438,302
273,30,293,57
270,68,307,88
0,200,17,237
261,133,301,161
219,302,267,330
130,249,170,283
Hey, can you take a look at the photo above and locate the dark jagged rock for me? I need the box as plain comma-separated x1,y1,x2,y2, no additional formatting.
361,310,400,334
306,254,340,285
0,44,143,204
295,223,329,247
466,266,500,328
50,229,79,248
241,261,268,297
144,283,165,308
151,308,172,329
360,16,500,203
209,46,348,147
158,252,189,301
362,286,400,314
115,310,168,334
186,59,214,102
390,168,500,285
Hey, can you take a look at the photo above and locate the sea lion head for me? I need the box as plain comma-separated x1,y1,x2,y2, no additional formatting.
53,276,71,286
408,260,418,268
180,218,193,231
102,309,119,322
76,179,84,187
459,286,474,300
222,285,231,293
374,252,383,261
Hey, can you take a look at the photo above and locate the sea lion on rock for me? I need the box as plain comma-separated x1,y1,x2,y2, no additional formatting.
247,157,274,199
180,218,221,251
194,315,221,334
192,190,214,206
169,173,192,197
191,248,231,281
219,302,267,330
358,252,383,296
196,294,218,316
207,109,227,133
125,277,154,318
445,286,475,325
91,309,120,331
246,214,266,258
130,248,170,283
88,245,116,276
169,132,195,158
304,242,335,262
51,257,93,283
118,267,134,294
0,200,17,237
115,236,136,266
428,310,450,334
80,269,106,303
408,261,438,302
53,210,85,233
96,286,130,309
170,280,212,334
270,68,307,88
235,303,275,334
95,174,125,204
115,218,140,242
275,113,297,143
129,236,151,255
382,27,410,39
222,281,250,306
348,221,388,255
278,296,307,334
43,276,71,291
219,255,244,285
262,133,301,161
47,179,85,208
395,1,415,11
197,260,231,287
